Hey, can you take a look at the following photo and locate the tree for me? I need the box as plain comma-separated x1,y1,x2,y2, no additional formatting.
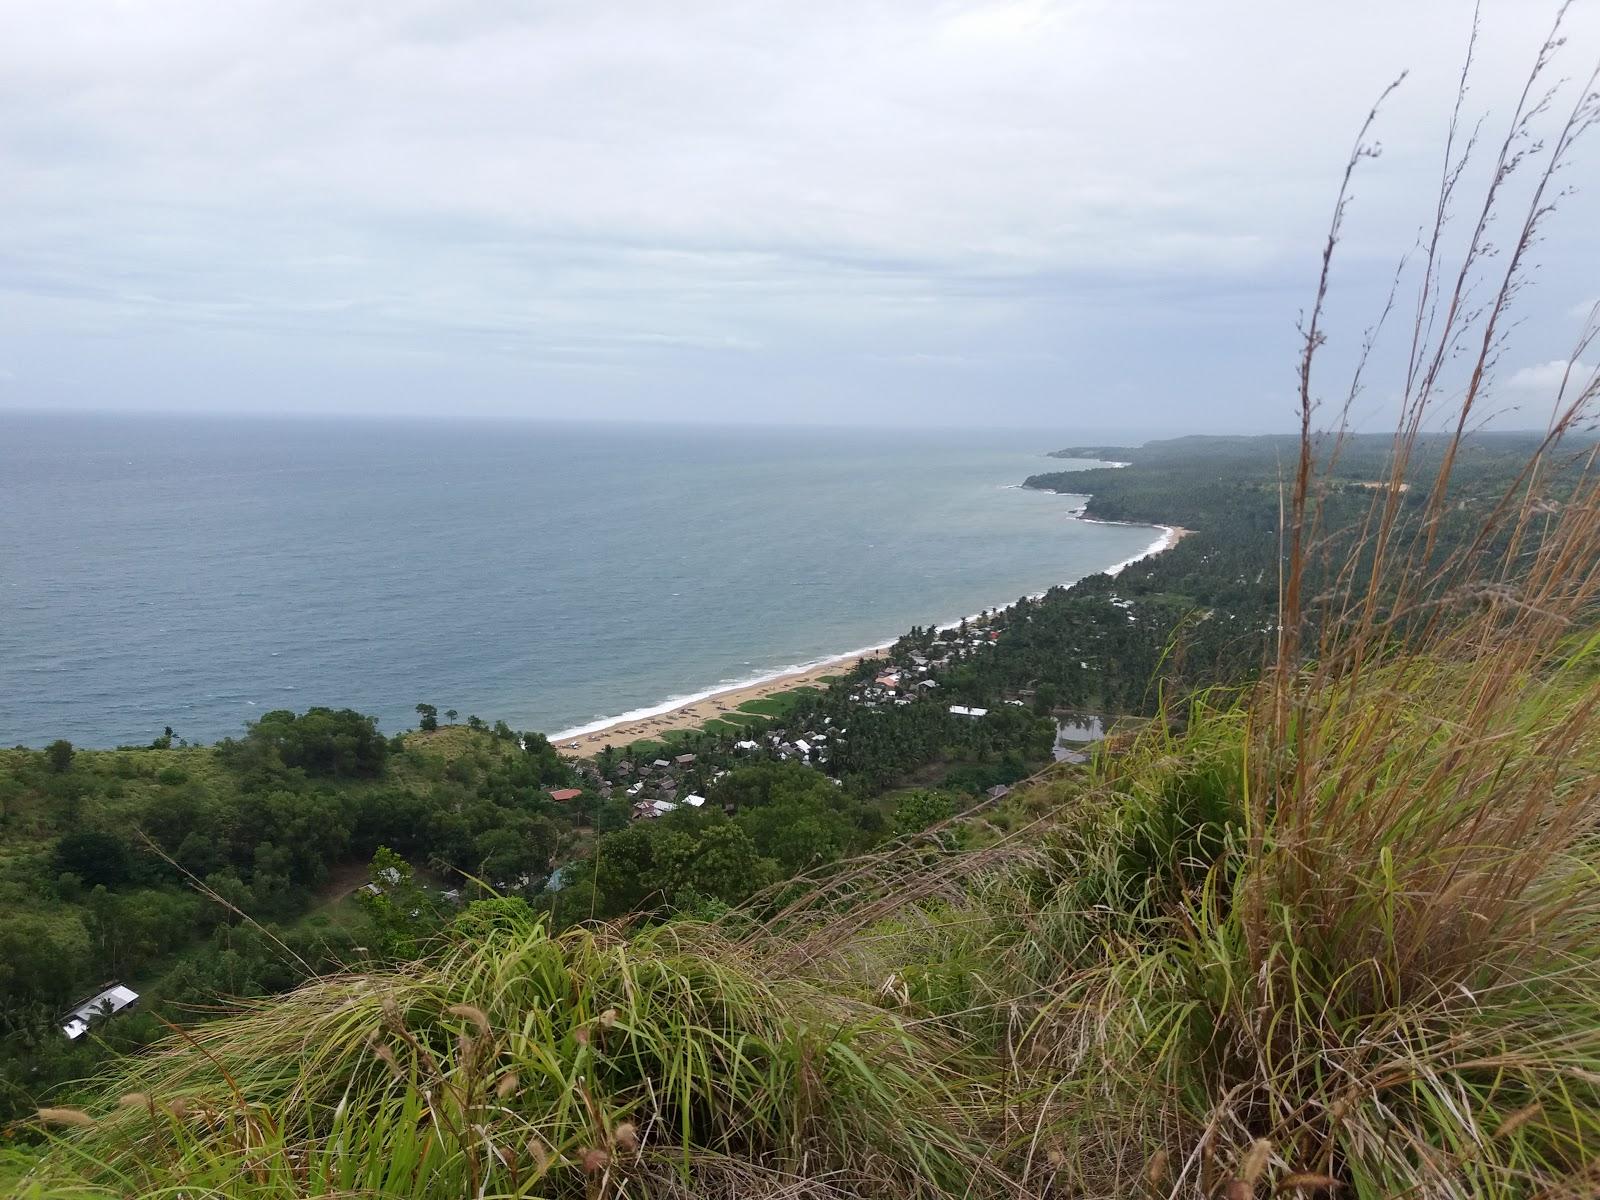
892,790,956,837
445,709,458,725
646,822,774,908
416,703,438,732
356,847,434,959
45,739,75,772
54,829,135,887
242,708,389,777
738,797,854,873
475,818,556,890
0,913,91,1007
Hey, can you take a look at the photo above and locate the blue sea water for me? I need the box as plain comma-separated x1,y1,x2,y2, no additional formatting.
0,413,1162,748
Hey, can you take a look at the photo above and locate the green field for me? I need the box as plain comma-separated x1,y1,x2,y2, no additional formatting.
734,686,821,718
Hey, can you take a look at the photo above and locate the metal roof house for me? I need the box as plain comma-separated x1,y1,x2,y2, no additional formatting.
62,984,139,1040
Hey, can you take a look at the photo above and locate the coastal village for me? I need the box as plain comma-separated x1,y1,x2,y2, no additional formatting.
554,606,1111,825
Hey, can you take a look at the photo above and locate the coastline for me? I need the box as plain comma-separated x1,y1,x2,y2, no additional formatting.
551,517,1192,758
549,648,892,756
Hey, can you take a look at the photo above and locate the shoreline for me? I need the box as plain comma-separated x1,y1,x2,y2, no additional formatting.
551,517,1193,758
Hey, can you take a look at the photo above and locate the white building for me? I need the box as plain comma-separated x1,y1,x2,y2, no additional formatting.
949,705,989,719
62,984,139,1040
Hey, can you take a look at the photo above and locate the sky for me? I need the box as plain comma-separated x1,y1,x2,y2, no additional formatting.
1,0,1596,432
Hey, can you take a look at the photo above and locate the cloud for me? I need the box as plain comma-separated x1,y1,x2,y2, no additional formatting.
0,0,1596,426
1508,359,1598,392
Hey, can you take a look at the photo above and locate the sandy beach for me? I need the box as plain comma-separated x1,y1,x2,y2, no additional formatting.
552,648,889,757
551,522,1195,759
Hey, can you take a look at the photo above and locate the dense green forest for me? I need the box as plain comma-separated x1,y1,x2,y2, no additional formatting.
1,430,1582,1138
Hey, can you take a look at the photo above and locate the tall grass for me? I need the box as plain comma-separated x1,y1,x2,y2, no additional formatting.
1008,8,1600,1195
20,7,1600,1198
28,911,997,1197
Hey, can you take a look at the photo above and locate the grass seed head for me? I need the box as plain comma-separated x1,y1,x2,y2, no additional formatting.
1492,1102,1543,1140
36,1107,94,1128
1145,1147,1168,1186
1241,1139,1273,1184
526,1136,551,1176
447,1002,492,1036
369,1040,403,1079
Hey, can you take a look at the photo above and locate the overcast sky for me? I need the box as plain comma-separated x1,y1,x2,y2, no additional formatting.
1,1,1595,432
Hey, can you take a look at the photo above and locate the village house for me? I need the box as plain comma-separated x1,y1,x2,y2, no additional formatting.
61,984,139,1040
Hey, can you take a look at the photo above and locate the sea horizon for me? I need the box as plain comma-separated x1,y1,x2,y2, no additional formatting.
2,411,1168,748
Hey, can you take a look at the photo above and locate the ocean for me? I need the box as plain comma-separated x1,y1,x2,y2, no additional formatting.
0,413,1162,748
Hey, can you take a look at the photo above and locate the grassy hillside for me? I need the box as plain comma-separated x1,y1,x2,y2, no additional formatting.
12,622,1599,1196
